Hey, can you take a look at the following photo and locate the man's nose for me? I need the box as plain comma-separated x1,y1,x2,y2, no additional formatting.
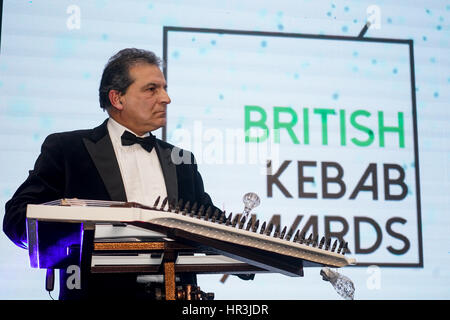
160,88,171,104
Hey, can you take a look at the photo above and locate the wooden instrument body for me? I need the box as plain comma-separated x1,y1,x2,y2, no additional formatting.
26,199,356,277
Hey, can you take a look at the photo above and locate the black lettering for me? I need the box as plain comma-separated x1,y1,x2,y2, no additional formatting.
298,161,317,198
300,215,318,237
266,214,304,241
384,164,408,200
287,215,303,240
349,163,378,200
386,217,410,255
267,214,281,230
267,160,293,198
321,162,346,199
324,216,350,252
354,216,382,254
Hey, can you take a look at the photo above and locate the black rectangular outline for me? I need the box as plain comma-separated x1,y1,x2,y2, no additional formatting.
162,26,423,268
0,0,3,53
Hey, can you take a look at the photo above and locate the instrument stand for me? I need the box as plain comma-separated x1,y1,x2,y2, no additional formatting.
88,236,224,300
161,248,177,300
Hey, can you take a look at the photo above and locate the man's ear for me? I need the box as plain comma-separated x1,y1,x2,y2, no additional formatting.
108,90,124,111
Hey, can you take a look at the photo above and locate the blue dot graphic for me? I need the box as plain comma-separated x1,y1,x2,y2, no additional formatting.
332,92,339,100
261,40,267,48
393,68,398,74
433,92,439,98
342,25,348,33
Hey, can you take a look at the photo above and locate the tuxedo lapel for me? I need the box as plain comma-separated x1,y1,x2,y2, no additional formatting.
83,120,127,202
82,120,179,204
155,141,178,206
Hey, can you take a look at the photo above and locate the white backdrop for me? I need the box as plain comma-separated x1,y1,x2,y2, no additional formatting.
0,0,449,299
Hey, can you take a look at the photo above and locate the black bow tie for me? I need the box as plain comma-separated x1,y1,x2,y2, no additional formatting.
121,130,156,153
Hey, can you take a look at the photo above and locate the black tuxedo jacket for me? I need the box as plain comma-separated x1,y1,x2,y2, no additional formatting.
3,119,216,299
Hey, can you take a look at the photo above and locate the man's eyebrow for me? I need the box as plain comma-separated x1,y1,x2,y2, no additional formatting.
142,82,167,89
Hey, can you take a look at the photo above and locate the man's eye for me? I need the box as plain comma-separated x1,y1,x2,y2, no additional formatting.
147,87,156,92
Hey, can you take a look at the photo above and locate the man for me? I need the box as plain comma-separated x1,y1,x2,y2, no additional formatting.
3,48,217,299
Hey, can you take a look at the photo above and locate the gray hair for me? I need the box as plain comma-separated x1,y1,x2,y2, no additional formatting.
99,48,162,110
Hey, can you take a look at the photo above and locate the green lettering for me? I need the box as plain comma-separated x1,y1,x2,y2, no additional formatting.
350,110,374,147
303,108,310,145
378,111,405,148
273,106,300,144
313,108,336,145
245,105,269,143
340,109,346,146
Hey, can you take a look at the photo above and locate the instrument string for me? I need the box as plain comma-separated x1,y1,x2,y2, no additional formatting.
43,199,126,207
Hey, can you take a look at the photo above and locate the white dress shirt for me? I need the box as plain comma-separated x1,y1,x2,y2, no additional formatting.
107,117,167,207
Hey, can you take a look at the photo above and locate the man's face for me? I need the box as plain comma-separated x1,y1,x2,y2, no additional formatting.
114,63,171,135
